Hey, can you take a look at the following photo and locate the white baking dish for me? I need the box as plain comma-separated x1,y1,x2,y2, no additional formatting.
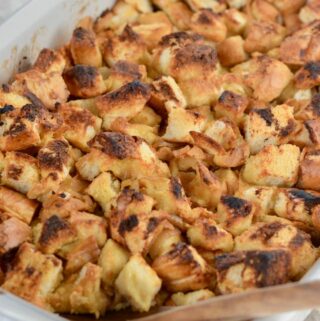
0,1,319,320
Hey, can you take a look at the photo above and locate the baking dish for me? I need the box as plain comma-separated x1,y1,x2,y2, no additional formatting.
0,1,319,320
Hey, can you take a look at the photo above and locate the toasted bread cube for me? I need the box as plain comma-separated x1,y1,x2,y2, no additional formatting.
70,27,102,67
185,162,224,210
131,106,161,127
274,189,320,226
36,215,77,254
125,0,152,12
298,148,320,191
58,103,102,151
162,105,206,143
216,196,254,236
149,227,182,259
12,69,69,110
223,9,247,35
184,0,226,12
33,48,66,74
115,255,162,312
244,21,285,53
110,118,158,145
98,239,130,290
62,236,101,274
215,250,290,294
69,263,108,317
1,152,39,194
86,172,120,212
226,0,246,8
244,104,297,154
299,1,320,24
269,0,306,15
235,221,318,278
140,176,195,223
215,90,248,123
132,22,173,50
187,215,233,251
94,2,139,32
162,2,192,31
190,9,227,42
76,132,169,181
103,26,147,66
2,243,63,309
149,76,187,117
294,61,320,89
96,80,151,129
106,60,147,91
247,0,281,22
0,217,31,254
232,55,292,102
243,144,300,187
40,191,94,221
0,186,38,224
235,185,276,218
169,289,214,306
63,65,107,98
152,242,211,292
280,20,320,66
217,36,247,67
0,89,30,108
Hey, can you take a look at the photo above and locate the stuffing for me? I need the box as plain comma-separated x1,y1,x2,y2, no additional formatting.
244,104,297,154
168,289,214,306
63,65,107,98
95,80,151,129
86,172,120,212
294,61,320,89
298,147,320,191
216,196,255,236
214,90,248,123
217,36,248,68
161,2,192,31
0,217,31,254
299,0,320,24
76,132,169,181
234,221,318,278
102,25,147,66
215,249,290,294
0,186,38,224
70,27,102,67
184,0,226,12
280,20,320,66
2,242,63,309
269,0,305,15
187,215,234,251
105,60,147,91
1,151,39,194
190,9,227,42
246,0,281,22
11,69,69,110
242,144,301,187
226,0,246,9
98,239,130,290
115,255,162,312
58,103,102,151
0,89,30,109
232,55,293,102
33,48,66,74
152,242,212,292
244,21,286,54
162,105,207,143
223,9,247,35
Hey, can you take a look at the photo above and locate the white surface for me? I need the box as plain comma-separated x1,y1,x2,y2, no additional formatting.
0,0,319,320
0,0,30,24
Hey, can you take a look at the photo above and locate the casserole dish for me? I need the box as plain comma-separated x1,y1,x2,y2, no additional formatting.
0,1,319,321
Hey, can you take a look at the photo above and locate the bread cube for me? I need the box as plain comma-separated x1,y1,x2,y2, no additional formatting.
1,152,39,194
298,148,320,191
216,196,254,236
234,221,318,278
187,215,233,251
98,239,130,289
2,243,63,309
0,186,38,224
86,172,120,212
242,144,300,187
223,9,247,35
63,65,107,98
244,104,297,154
169,289,214,306
96,80,150,129
70,27,102,67
294,61,320,89
215,250,290,294
217,36,247,67
115,255,162,312
33,48,66,74
152,242,211,292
